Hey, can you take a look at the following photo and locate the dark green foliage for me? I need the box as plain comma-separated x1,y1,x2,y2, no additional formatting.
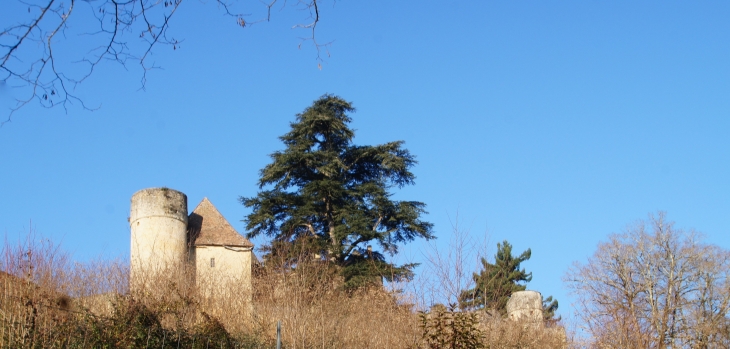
341,252,418,289
242,94,434,287
109,300,163,347
459,241,532,313
191,313,234,349
542,296,560,322
459,241,560,321
419,304,484,349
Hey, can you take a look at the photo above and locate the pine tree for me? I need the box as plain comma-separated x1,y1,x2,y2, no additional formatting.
459,240,560,320
542,296,559,322
459,241,532,312
241,94,434,288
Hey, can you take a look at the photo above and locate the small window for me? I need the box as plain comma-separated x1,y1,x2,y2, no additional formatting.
210,258,215,268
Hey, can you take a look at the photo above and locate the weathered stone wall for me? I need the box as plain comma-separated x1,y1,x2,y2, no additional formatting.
506,290,543,326
194,246,252,297
130,188,188,293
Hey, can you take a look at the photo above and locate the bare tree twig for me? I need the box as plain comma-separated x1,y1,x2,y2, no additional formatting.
565,212,730,348
1,0,332,126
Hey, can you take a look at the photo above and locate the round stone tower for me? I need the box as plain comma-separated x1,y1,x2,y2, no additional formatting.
506,290,544,327
129,187,188,292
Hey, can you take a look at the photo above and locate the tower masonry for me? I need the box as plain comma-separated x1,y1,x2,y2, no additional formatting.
506,290,544,327
129,187,255,305
130,188,189,290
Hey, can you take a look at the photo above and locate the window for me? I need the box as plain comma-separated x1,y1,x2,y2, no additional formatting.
210,258,215,268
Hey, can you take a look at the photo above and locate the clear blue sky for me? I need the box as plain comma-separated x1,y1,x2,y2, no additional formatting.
2,1,729,320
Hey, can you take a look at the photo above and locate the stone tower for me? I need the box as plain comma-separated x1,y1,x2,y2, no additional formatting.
506,290,544,327
129,187,189,292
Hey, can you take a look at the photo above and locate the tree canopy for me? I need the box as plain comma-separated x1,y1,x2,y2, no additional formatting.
459,241,532,312
565,212,730,348
241,94,434,288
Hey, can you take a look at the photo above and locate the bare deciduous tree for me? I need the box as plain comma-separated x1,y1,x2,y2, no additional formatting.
417,214,486,310
1,0,329,125
565,212,730,349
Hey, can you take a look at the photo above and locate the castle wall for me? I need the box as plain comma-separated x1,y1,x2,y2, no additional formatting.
194,246,252,302
506,290,543,327
129,188,188,292
129,188,254,313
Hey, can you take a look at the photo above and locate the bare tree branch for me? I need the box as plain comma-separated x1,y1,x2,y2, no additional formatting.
1,0,331,126
565,212,730,348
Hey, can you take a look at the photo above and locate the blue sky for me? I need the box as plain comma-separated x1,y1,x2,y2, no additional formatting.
2,1,729,320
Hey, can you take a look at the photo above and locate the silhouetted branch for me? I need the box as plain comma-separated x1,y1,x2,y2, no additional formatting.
1,0,330,126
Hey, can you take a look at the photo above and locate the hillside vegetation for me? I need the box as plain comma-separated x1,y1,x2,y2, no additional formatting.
0,234,567,348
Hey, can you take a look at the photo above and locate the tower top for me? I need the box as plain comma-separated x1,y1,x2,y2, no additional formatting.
130,187,188,225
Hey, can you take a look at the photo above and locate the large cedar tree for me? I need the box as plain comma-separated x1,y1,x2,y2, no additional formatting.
241,95,434,288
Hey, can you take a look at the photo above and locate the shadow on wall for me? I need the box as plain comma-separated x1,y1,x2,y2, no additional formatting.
187,212,203,269
187,212,203,248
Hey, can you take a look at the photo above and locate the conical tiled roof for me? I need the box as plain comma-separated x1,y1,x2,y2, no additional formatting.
187,198,253,248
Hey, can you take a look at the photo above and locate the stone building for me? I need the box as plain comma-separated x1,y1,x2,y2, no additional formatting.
187,197,254,298
129,188,254,300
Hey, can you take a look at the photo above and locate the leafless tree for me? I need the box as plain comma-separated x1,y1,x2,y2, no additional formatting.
416,214,488,311
0,0,329,125
565,212,730,349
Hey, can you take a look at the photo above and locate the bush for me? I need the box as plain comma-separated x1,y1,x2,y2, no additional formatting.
419,304,485,349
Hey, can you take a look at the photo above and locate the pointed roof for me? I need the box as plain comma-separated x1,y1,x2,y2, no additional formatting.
187,198,254,248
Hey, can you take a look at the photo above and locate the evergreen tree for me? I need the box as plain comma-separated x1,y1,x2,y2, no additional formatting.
459,240,560,320
241,94,434,288
459,241,532,312
542,296,559,322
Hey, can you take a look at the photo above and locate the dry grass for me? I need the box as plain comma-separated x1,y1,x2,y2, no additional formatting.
479,313,568,349
247,261,421,349
0,232,569,348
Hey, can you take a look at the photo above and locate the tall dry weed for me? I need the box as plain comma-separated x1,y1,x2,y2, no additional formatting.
0,228,570,348
247,259,421,349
